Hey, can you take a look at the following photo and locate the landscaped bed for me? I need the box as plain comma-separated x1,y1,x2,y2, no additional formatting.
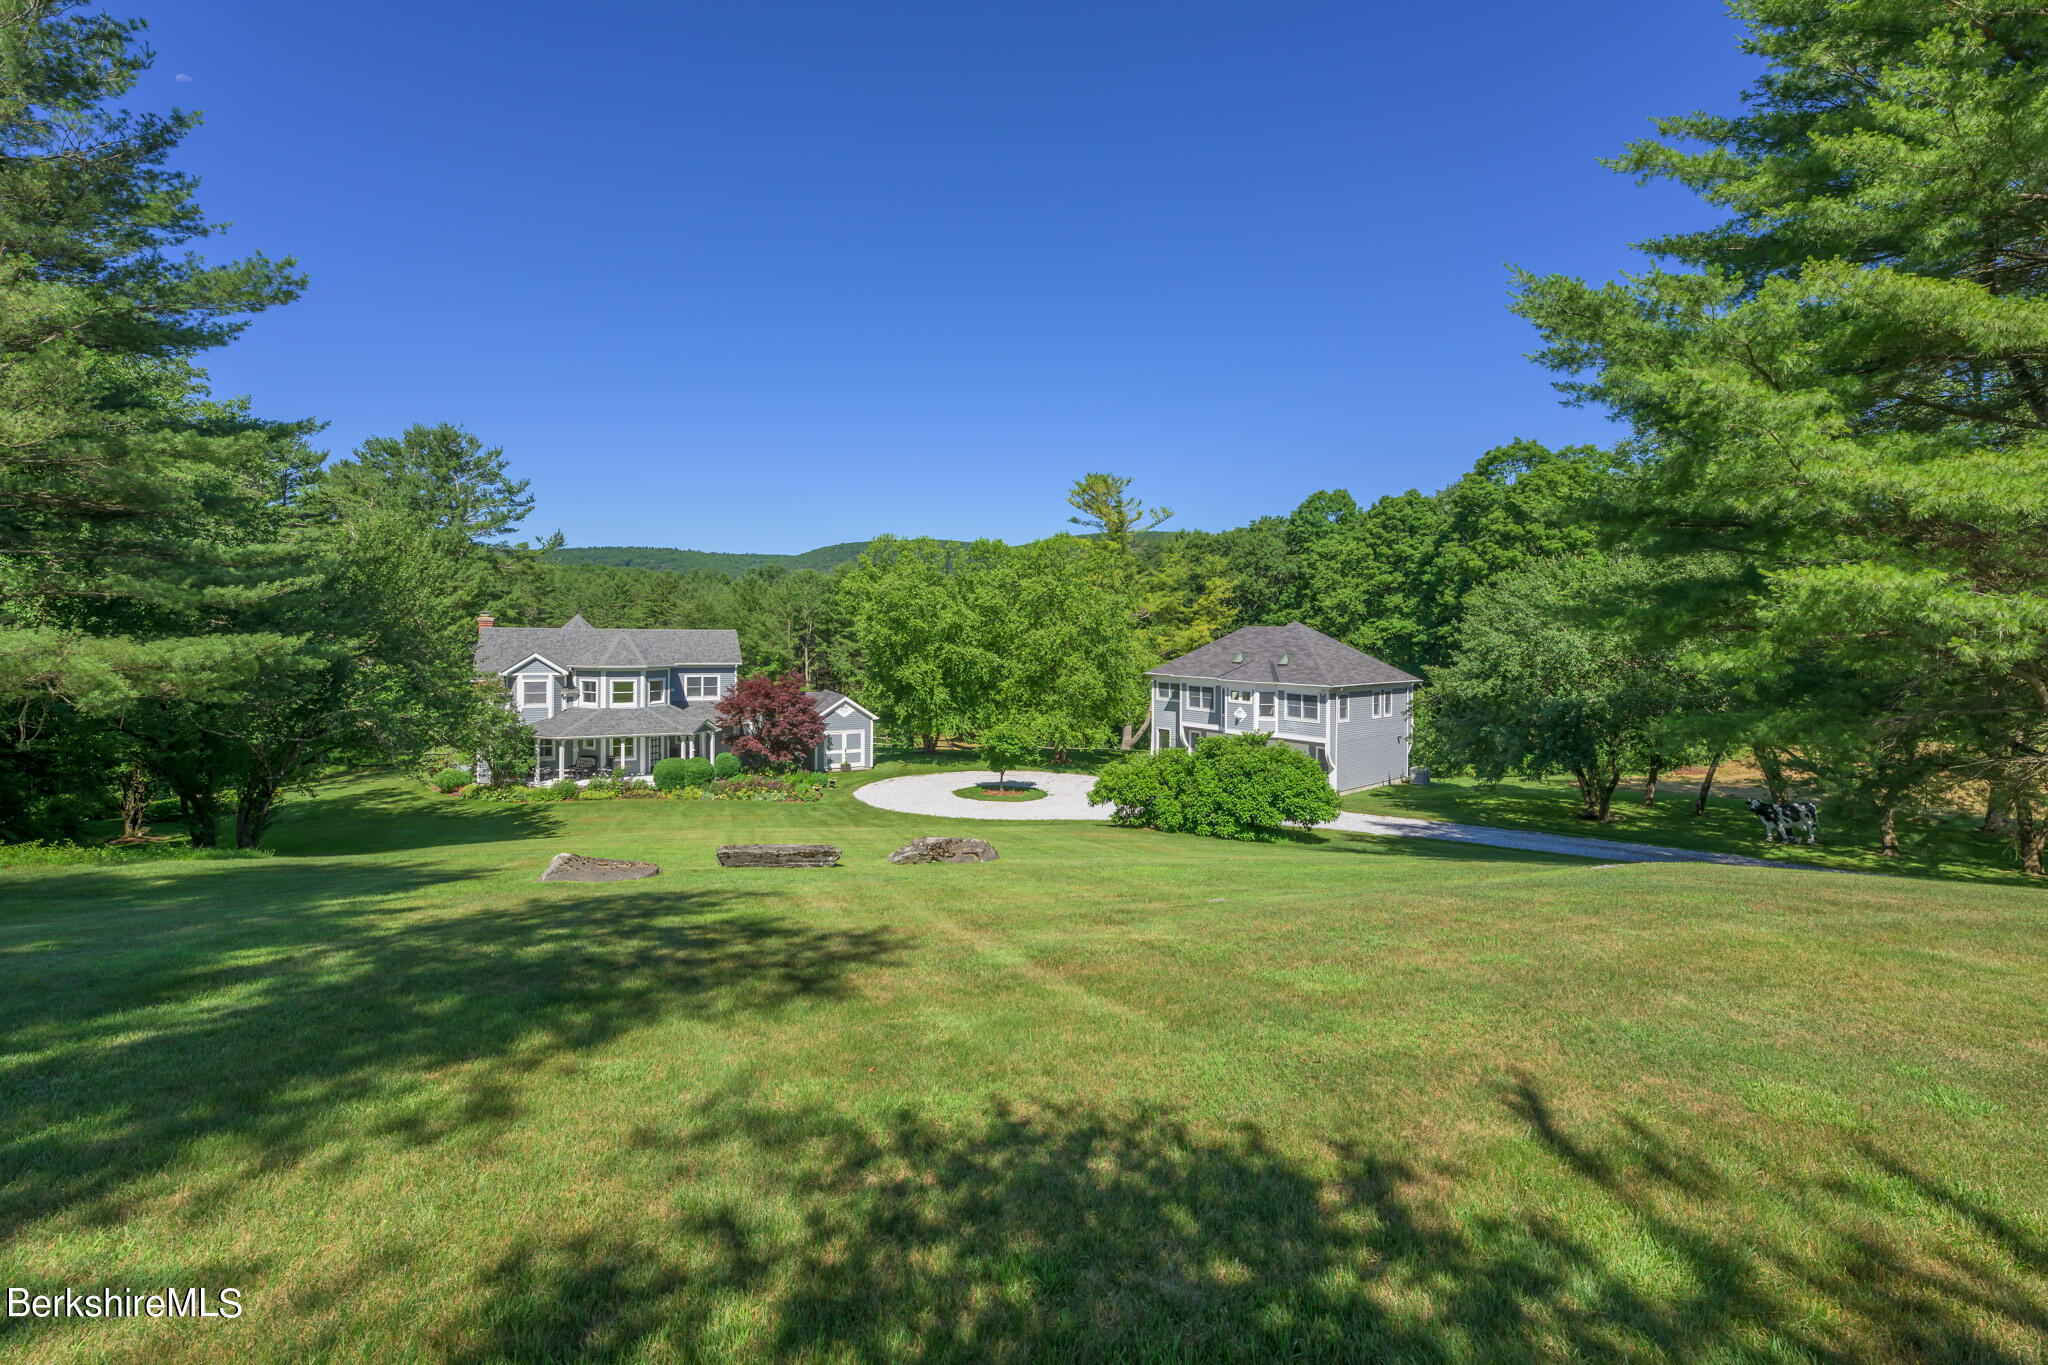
3,761,2043,1362
952,782,1047,803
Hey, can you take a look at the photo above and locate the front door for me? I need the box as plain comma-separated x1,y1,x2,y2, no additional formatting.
836,732,865,768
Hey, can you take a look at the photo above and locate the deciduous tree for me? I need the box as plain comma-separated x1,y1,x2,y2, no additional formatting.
715,670,826,770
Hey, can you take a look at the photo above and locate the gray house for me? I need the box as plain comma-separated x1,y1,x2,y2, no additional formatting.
1146,622,1419,793
472,613,877,780
807,690,879,772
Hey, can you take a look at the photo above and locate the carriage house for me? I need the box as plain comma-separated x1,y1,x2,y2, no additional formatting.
1147,622,1419,793
472,614,876,782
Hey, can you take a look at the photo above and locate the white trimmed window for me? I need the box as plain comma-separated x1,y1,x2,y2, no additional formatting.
1186,685,1214,710
1155,680,1177,701
1286,693,1320,721
648,676,667,704
521,677,548,707
1228,689,1253,703
579,679,598,706
611,678,636,706
609,736,636,762
1337,695,1349,722
684,674,720,699
1258,692,1274,718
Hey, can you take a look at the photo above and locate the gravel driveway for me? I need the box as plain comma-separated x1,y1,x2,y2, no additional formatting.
855,770,1804,867
855,770,1106,821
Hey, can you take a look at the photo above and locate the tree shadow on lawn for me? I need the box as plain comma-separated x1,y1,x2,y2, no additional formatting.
258,781,565,856
0,872,906,1247
456,1081,2046,1364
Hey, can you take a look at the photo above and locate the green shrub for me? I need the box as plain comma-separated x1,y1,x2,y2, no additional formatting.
578,787,616,802
713,752,741,780
429,766,473,794
651,757,691,793
0,840,272,868
681,757,715,787
702,775,823,802
415,746,467,779
549,778,580,801
1088,733,1337,841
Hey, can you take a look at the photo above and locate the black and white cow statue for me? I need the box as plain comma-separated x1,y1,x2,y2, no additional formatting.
1746,798,1819,845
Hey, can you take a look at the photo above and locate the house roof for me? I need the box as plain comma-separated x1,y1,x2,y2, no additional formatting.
475,615,741,673
528,701,723,739
806,689,879,721
1147,622,1420,688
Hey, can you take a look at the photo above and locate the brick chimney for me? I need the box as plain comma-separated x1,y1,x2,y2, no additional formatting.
477,613,496,633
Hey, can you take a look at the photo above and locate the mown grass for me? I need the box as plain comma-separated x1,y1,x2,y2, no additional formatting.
1,756,2044,1362
1345,773,2026,885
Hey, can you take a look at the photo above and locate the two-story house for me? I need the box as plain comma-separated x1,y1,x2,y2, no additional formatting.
471,613,878,781
1147,622,1419,793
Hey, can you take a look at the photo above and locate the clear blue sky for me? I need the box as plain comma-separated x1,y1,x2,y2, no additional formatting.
143,1,1758,553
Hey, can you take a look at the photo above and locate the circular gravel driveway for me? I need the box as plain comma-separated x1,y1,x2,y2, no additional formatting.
854,769,1805,868
854,770,1109,821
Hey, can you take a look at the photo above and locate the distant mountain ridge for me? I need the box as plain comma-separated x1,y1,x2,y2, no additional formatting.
544,542,884,575
546,531,1179,577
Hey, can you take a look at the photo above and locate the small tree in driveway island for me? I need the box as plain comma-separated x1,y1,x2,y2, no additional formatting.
977,721,1040,789
716,672,826,771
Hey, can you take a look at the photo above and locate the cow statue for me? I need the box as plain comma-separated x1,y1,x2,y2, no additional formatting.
1746,798,1820,845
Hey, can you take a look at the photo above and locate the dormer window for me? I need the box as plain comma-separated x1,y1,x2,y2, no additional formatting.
579,679,598,706
520,678,548,707
684,675,719,699
648,676,667,705
611,678,636,707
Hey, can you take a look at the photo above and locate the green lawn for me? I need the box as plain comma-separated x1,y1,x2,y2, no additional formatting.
1346,774,2027,885
2,759,2044,1362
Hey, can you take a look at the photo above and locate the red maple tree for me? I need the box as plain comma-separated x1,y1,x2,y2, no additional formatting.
715,671,827,770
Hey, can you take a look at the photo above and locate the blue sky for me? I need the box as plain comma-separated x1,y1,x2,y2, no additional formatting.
144,2,1759,552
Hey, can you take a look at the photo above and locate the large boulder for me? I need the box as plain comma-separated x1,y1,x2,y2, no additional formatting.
541,853,660,882
889,837,1000,865
716,844,842,868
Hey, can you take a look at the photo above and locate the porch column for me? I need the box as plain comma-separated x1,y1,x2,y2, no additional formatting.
533,736,540,787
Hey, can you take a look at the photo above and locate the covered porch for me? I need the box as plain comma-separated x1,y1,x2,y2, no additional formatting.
527,707,722,784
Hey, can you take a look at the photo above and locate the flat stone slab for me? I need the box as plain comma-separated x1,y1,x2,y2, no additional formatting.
889,837,1000,864
716,844,841,868
541,853,660,883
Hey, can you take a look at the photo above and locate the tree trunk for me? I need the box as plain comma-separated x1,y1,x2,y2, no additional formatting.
1571,766,1599,819
1120,724,1138,751
1878,805,1899,857
1641,756,1662,806
1982,786,2012,832
1596,771,1620,821
118,764,153,839
175,786,220,847
2016,805,2046,877
235,784,276,849
1752,745,1788,804
1693,749,1723,817
920,732,938,754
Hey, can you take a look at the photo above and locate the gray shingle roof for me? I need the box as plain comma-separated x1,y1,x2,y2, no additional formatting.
528,701,722,739
805,689,877,719
1147,622,1420,688
475,615,741,673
